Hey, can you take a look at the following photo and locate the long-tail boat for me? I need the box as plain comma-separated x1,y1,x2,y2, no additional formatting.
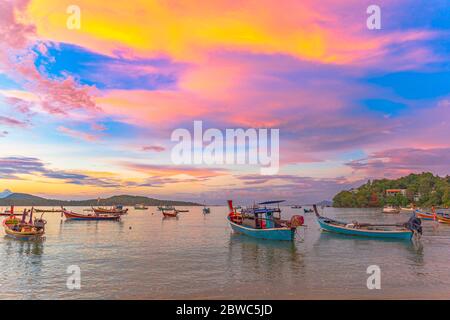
34,208,62,213
158,205,174,211
134,204,148,210
2,208,46,240
415,209,438,221
162,208,179,218
382,206,401,214
92,205,128,215
415,207,450,221
202,206,211,214
314,205,420,240
227,200,304,241
62,208,121,221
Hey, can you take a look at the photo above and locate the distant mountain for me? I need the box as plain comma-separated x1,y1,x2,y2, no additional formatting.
0,193,200,207
0,189,12,198
317,200,333,207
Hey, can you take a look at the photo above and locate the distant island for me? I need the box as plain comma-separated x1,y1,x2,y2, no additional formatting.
333,172,450,208
0,192,200,207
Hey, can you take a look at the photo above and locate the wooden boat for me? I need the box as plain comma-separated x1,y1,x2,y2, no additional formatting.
415,209,437,221
437,215,450,224
134,204,148,210
303,208,314,213
291,205,302,209
314,205,418,240
34,208,62,213
2,208,46,240
382,206,400,214
33,207,57,213
400,207,415,212
162,209,178,218
92,205,128,215
176,209,189,213
63,209,121,221
227,200,304,241
203,207,211,214
158,205,174,211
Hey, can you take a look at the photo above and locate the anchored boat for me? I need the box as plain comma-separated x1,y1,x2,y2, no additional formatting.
202,206,210,214
158,205,174,211
162,208,178,218
2,208,46,240
34,208,62,213
227,200,304,241
314,205,420,240
134,204,148,210
63,208,121,221
92,205,128,215
415,207,450,222
382,206,401,214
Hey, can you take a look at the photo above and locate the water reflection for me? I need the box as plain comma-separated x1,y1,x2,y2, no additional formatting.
227,233,304,276
3,237,45,256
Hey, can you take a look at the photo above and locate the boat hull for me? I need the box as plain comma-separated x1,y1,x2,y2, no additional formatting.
437,215,450,224
228,218,295,241
93,208,128,215
2,220,44,240
317,218,412,240
383,209,400,214
416,211,435,221
63,210,120,221
162,211,178,217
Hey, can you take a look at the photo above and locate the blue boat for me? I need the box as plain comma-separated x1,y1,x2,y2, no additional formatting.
415,209,449,221
313,205,420,240
226,200,304,241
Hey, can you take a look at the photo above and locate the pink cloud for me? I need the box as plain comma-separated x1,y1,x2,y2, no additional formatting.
347,148,450,178
57,126,101,142
0,1,99,122
0,115,28,128
142,145,165,152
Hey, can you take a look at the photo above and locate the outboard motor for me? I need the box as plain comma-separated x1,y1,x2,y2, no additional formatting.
290,215,305,228
34,218,47,231
405,214,422,236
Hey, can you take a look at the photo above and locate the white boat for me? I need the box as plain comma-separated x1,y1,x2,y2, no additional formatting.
383,206,400,214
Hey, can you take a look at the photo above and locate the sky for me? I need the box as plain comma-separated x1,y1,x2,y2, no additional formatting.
1,0,450,204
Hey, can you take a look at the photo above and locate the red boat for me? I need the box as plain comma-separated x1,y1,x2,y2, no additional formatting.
63,209,121,221
92,206,128,215
162,209,178,218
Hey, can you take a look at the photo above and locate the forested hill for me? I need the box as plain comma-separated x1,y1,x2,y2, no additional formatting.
333,173,450,208
0,193,200,207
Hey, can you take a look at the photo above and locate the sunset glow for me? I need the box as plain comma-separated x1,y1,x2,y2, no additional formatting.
1,0,450,203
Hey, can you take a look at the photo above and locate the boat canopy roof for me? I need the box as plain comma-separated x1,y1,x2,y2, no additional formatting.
258,200,285,205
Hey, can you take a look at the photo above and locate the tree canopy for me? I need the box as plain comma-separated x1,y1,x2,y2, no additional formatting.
333,172,450,208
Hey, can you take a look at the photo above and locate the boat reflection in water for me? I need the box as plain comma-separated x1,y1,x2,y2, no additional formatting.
226,233,304,278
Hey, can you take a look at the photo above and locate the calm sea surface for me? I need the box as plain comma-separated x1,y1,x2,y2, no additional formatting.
1,206,450,299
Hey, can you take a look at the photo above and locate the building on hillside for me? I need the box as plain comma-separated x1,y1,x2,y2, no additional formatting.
386,189,407,197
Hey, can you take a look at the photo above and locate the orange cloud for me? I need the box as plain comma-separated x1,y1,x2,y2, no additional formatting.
26,0,436,65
